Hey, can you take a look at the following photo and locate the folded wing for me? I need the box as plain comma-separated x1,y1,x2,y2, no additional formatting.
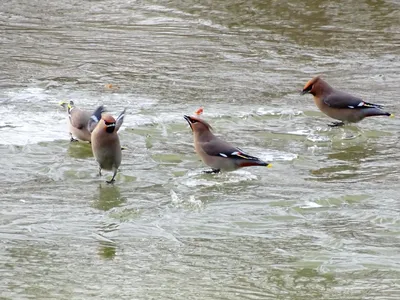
323,91,384,109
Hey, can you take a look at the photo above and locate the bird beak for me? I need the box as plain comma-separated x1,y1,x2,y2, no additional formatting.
184,115,193,131
300,89,308,95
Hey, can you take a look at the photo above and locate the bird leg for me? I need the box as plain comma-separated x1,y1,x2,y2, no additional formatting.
328,121,345,127
204,169,220,174
98,167,102,177
106,170,117,184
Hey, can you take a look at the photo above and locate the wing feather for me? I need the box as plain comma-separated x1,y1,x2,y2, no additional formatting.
88,106,105,133
201,137,260,161
323,91,383,109
115,108,126,132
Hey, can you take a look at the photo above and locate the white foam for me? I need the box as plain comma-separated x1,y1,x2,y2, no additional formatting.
169,189,204,210
287,129,311,136
258,149,298,162
0,87,159,145
256,107,303,116
300,201,323,208
306,134,331,142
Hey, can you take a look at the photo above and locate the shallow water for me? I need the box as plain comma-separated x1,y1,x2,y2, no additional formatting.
1,0,400,299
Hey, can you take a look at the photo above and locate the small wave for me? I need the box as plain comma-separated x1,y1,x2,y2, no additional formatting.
169,189,204,210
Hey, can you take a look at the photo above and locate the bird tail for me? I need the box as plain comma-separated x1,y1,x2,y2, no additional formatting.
229,151,272,168
239,159,271,168
363,108,392,118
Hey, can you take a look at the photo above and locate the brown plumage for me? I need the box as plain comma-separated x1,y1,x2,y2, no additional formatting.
301,76,392,126
184,115,271,173
89,106,125,183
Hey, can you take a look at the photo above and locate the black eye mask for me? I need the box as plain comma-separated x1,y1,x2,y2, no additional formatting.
105,121,116,133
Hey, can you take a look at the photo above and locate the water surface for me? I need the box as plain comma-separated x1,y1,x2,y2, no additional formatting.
1,0,400,299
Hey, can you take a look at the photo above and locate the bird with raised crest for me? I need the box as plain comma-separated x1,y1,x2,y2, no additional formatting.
184,114,271,173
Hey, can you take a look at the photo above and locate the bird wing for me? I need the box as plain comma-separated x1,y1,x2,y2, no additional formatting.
115,108,126,132
88,106,105,133
323,91,383,109
69,108,90,130
201,137,260,161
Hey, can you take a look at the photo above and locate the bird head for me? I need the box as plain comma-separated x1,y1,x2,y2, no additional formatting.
184,115,212,133
300,76,321,96
102,114,116,133
59,100,75,110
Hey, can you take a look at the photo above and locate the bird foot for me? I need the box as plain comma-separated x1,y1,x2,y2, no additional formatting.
204,169,220,174
328,122,345,127
106,171,117,183
70,137,79,142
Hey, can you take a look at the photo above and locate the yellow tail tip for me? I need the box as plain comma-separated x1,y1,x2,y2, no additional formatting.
267,164,272,168
390,114,395,118
59,100,67,106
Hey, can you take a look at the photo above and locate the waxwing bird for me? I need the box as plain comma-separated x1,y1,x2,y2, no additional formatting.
60,100,91,142
300,76,392,127
89,106,126,183
184,115,271,173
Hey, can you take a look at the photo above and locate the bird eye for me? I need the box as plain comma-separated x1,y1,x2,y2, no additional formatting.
191,119,198,124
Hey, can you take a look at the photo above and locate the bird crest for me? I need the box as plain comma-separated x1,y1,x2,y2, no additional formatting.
303,75,321,91
102,114,116,124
